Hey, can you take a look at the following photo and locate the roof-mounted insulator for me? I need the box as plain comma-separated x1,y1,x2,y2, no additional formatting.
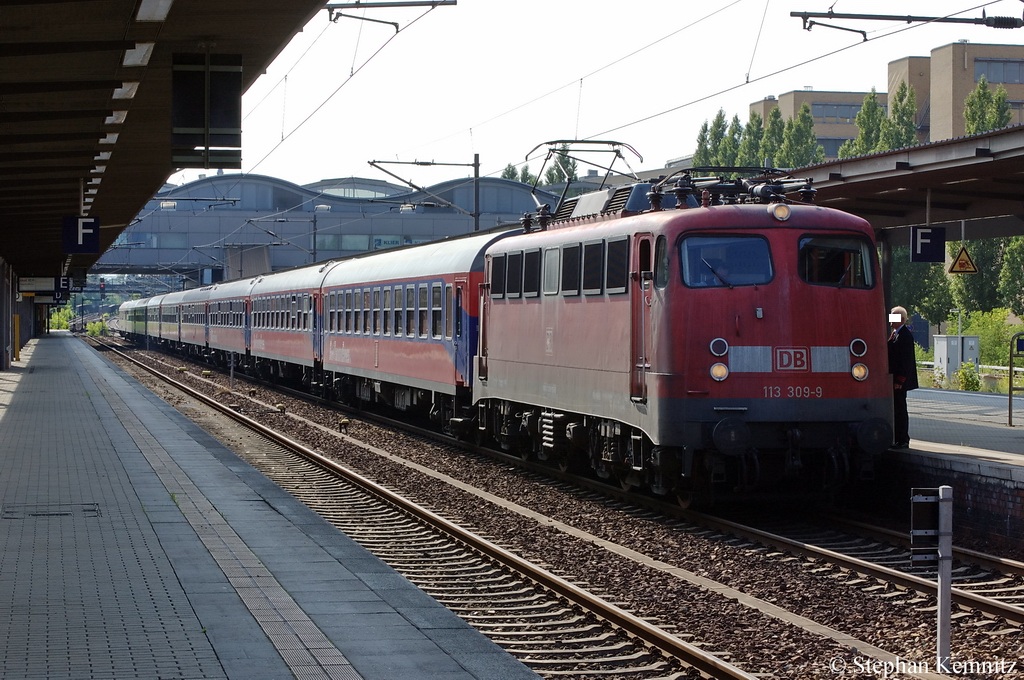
799,182,816,203
536,204,551,231
647,187,664,211
521,212,533,233
673,177,697,209
701,189,711,208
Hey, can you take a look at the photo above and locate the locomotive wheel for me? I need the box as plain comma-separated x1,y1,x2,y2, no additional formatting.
616,469,639,492
676,485,698,509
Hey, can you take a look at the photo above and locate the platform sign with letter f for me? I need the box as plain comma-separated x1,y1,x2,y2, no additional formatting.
62,216,100,254
910,226,945,263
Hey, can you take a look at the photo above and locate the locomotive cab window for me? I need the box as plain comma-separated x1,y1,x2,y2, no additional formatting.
681,235,773,287
798,236,874,289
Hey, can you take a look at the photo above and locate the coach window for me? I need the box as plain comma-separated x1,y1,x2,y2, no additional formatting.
393,287,403,336
542,247,560,295
506,251,523,299
372,288,381,334
582,240,605,295
798,236,874,289
431,283,443,338
605,237,629,294
523,249,541,297
362,291,371,333
405,287,413,336
490,253,506,298
383,288,392,335
561,243,581,296
353,290,362,334
341,291,350,332
418,285,429,337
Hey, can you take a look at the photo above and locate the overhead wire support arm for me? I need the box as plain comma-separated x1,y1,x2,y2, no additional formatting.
368,157,480,230
792,10,1024,31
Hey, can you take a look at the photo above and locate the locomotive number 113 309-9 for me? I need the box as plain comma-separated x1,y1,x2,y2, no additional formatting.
763,385,824,398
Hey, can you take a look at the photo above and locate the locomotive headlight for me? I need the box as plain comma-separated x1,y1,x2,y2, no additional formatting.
709,337,729,357
768,203,791,221
850,338,868,357
851,363,869,381
710,362,730,381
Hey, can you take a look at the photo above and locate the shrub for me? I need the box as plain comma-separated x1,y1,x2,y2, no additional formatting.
954,361,981,391
86,321,107,337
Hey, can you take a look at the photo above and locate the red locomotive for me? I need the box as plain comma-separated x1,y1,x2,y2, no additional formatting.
121,145,893,505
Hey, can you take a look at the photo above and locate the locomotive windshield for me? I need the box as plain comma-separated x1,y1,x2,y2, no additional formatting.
798,236,875,289
681,236,773,288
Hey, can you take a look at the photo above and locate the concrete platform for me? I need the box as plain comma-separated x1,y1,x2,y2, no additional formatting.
0,332,537,680
874,389,1024,542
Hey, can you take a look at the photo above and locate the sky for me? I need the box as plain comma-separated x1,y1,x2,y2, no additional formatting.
168,0,1024,189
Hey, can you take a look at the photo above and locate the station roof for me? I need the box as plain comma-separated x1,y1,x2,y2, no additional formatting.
0,0,325,279
802,125,1024,243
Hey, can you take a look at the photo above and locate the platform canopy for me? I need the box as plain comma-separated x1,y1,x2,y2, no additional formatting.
0,0,326,279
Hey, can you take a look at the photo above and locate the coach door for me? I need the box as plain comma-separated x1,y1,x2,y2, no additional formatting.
630,234,654,402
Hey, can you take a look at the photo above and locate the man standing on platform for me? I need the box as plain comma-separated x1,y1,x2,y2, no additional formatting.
888,306,919,448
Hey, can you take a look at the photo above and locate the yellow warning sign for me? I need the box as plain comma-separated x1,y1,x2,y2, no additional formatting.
949,246,978,274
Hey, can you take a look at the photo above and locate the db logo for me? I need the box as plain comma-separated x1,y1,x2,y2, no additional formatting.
775,347,810,372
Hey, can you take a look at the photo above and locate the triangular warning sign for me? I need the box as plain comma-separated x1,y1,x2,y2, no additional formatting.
948,246,978,274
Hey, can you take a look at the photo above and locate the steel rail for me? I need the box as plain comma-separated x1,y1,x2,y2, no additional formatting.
689,511,1024,626
97,340,757,680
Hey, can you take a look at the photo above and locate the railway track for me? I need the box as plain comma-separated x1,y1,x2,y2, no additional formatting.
95,338,1024,677
703,514,1024,626
94,338,754,679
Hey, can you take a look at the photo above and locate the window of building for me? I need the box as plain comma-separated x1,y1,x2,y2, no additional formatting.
976,58,1024,84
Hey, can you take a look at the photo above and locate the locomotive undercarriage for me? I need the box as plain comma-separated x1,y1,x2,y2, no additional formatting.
466,398,879,506
468,398,689,499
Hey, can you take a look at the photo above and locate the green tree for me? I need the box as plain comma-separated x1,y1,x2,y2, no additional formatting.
49,304,73,330
878,81,918,150
964,75,1012,134
519,164,537,185
837,89,885,158
500,163,519,181
692,121,713,167
961,307,1013,367
543,143,578,185
776,102,824,168
715,115,743,169
889,246,952,324
998,236,1024,316
706,109,728,166
759,107,784,169
735,111,764,168
948,238,1007,313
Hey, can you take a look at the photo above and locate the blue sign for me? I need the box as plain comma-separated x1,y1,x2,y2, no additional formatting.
62,216,100,254
910,226,945,263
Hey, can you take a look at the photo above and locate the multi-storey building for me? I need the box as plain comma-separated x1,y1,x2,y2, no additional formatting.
749,42,1024,161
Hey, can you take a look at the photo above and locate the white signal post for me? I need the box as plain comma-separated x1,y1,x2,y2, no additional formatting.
936,485,953,674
